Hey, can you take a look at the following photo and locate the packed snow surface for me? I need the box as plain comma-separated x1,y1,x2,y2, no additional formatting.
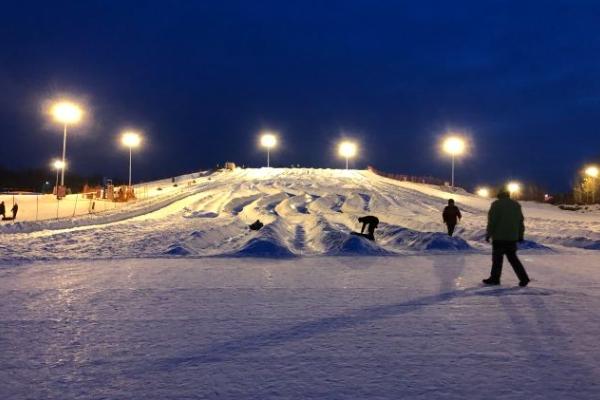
1,168,599,260
1,256,599,399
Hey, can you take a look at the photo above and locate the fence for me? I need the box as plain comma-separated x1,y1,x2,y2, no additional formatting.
0,171,208,224
367,166,447,186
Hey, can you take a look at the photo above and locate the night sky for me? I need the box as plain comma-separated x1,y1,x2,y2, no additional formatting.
1,1,600,191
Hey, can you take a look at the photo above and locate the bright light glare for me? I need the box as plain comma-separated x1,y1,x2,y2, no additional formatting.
442,136,466,156
260,133,277,148
53,160,65,170
507,182,521,194
121,131,142,148
51,101,83,124
338,141,357,158
476,187,490,198
585,165,599,178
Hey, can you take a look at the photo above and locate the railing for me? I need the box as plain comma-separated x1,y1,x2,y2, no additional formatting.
0,172,211,233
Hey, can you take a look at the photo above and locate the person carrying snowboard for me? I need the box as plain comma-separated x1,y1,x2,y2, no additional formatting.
483,190,530,287
442,199,462,236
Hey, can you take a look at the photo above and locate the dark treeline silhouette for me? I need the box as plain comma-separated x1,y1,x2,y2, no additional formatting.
0,165,108,193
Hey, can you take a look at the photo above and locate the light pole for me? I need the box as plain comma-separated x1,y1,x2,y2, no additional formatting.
585,165,599,203
338,141,357,170
260,132,277,167
121,131,142,187
52,159,65,197
442,135,466,191
51,101,83,187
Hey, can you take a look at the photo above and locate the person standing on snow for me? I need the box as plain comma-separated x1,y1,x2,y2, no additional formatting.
483,190,530,287
0,201,5,220
442,199,462,236
11,203,18,220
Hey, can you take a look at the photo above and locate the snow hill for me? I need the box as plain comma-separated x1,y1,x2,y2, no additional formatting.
1,168,599,260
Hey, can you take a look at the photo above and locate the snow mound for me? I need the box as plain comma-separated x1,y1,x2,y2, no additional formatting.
321,229,391,256
183,210,219,218
518,240,551,250
164,244,192,256
227,224,295,258
382,226,472,251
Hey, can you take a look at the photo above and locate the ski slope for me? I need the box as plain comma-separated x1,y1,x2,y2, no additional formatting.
1,167,599,261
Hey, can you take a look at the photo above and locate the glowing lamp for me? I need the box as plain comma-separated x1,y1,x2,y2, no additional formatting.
260,133,277,149
51,101,83,124
585,166,599,178
442,136,466,156
476,187,490,198
53,159,66,170
507,182,521,195
121,131,142,148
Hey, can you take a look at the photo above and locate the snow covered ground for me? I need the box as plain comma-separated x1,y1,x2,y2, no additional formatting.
1,168,599,399
1,255,599,399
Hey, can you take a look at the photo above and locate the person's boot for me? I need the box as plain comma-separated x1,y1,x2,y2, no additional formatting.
482,278,500,285
519,278,530,287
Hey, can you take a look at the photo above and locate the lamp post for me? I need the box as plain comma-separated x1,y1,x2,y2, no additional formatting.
50,101,83,187
52,159,65,197
338,141,357,170
121,131,142,187
442,135,466,191
260,132,277,167
585,165,599,203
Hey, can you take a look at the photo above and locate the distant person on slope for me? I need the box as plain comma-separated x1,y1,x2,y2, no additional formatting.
0,201,5,220
357,215,379,241
483,190,530,287
442,199,462,236
11,203,18,220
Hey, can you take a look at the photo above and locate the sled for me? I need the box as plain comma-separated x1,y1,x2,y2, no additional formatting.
350,231,375,241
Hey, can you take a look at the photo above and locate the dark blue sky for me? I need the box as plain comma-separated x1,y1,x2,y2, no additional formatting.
1,1,599,191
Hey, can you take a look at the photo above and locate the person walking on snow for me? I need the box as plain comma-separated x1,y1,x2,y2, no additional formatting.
483,190,530,287
442,199,462,236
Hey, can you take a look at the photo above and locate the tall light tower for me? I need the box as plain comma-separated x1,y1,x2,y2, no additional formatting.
442,135,466,191
585,165,599,203
50,101,83,187
121,131,142,187
338,141,357,170
52,159,65,197
260,132,277,167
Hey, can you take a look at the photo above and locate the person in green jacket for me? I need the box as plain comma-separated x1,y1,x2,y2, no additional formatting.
483,190,530,287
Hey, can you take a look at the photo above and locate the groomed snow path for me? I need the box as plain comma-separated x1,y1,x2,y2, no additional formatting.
1,255,599,400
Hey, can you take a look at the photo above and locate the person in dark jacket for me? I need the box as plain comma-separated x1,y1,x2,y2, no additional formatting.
358,215,379,241
483,190,530,287
0,201,5,220
442,199,462,236
11,203,18,220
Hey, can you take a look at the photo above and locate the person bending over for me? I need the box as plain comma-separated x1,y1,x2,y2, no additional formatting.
358,215,379,241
